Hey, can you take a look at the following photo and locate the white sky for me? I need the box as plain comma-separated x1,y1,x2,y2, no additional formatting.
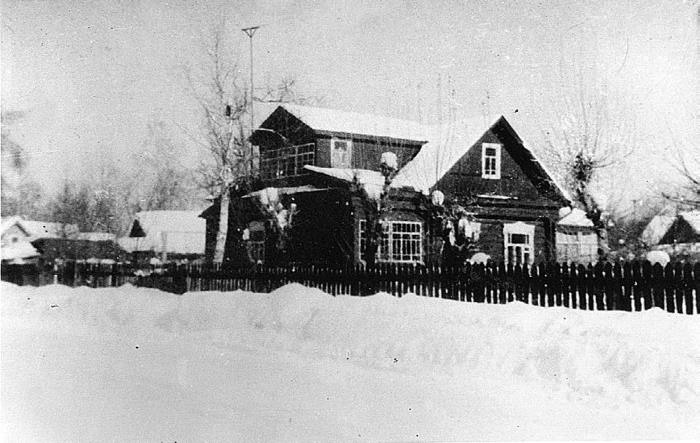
1,0,697,207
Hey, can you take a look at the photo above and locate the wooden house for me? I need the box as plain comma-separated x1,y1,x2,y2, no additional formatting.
201,104,572,267
648,210,700,261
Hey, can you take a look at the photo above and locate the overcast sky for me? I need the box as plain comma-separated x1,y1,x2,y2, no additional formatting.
2,0,697,208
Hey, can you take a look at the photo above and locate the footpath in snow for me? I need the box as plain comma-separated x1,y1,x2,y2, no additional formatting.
1,281,699,441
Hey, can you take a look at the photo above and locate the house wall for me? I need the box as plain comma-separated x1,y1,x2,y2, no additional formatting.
1,224,29,247
437,128,555,204
256,107,425,188
315,135,422,170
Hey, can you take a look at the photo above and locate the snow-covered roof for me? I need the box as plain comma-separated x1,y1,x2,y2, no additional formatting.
242,185,330,199
303,166,385,187
680,210,700,234
125,211,205,255
302,117,493,195
557,208,594,227
270,105,571,201
274,104,427,141
641,214,677,246
76,232,117,242
1,240,39,262
1,217,79,240
391,116,497,194
0,216,23,236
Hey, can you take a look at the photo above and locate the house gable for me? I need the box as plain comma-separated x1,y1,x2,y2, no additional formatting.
659,216,700,244
434,117,567,206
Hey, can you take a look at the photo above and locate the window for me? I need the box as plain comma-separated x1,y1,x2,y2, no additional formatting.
261,143,315,180
503,222,534,265
481,143,501,179
246,221,266,264
556,231,598,265
331,138,352,168
359,219,423,264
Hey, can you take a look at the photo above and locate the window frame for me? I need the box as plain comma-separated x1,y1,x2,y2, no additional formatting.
358,219,424,264
330,138,353,168
503,221,534,266
260,142,315,180
556,230,598,265
246,221,266,264
481,142,502,179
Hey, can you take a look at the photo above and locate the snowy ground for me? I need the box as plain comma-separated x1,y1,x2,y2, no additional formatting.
1,282,699,442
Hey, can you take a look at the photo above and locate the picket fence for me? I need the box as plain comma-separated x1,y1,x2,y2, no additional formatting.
3,260,698,315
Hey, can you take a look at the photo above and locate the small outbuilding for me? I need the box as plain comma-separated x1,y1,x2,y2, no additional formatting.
119,211,206,263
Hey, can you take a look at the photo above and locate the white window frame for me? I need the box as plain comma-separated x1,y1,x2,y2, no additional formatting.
503,222,534,266
481,142,502,179
359,219,423,264
556,231,598,265
330,138,353,168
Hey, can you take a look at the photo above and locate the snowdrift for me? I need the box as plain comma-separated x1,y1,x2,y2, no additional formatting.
3,281,699,412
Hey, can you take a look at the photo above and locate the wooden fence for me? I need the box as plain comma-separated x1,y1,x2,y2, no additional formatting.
3,260,698,315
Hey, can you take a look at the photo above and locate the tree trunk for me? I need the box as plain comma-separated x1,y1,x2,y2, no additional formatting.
213,184,230,264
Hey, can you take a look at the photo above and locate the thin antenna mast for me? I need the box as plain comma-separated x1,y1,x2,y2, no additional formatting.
242,25,260,174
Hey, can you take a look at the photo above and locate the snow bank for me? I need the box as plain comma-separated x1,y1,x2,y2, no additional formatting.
3,281,699,413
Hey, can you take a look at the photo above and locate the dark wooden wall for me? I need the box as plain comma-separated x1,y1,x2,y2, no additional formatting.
315,135,422,170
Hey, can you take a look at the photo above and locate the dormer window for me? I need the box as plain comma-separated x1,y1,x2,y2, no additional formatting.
481,143,501,179
331,138,352,168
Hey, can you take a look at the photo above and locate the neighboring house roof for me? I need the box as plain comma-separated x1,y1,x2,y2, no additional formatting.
0,216,25,236
641,214,677,246
123,210,206,255
1,217,79,240
680,210,700,233
1,241,39,262
557,208,594,228
646,210,700,246
274,103,427,141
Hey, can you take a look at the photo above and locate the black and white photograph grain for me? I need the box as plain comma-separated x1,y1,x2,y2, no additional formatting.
1,0,699,441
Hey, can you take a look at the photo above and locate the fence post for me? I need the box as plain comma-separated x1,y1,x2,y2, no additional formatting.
688,263,699,315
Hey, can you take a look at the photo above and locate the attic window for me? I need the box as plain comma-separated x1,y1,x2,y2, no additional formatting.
481,143,501,179
331,138,352,168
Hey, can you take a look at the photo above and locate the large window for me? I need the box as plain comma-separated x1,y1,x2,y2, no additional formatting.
359,219,423,264
503,222,534,265
261,143,315,180
556,231,598,265
481,143,502,179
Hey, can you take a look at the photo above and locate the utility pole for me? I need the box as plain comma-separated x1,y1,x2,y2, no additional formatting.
242,25,259,175
241,26,259,133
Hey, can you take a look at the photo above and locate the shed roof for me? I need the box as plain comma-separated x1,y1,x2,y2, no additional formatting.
124,210,206,255
557,208,594,227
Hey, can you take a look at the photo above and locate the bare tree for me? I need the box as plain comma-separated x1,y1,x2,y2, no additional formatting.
131,119,202,212
184,22,252,264
665,137,700,208
540,69,639,259
1,110,47,218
